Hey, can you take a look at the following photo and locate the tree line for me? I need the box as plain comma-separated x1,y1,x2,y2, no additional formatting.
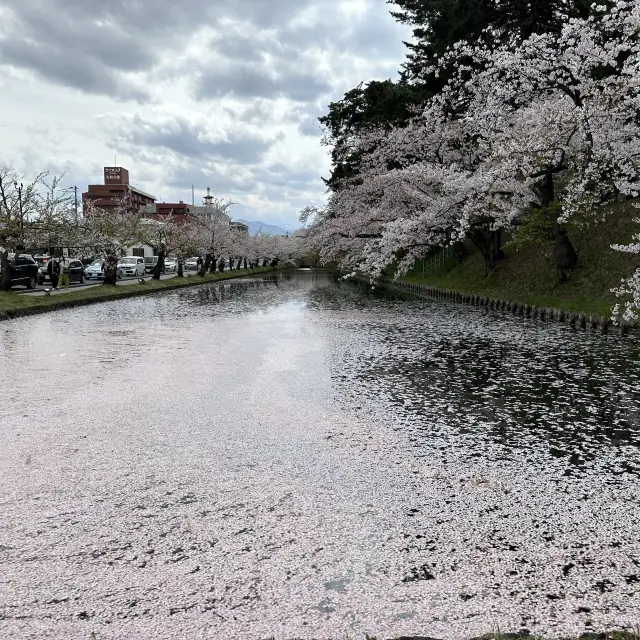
304,0,640,322
0,165,303,290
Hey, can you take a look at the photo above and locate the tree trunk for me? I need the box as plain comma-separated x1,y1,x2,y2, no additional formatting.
103,253,119,286
262,258,268,267
199,253,212,277
538,173,578,284
453,241,468,263
218,258,225,272
552,227,578,284
466,227,504,276
177,260,184,277
152,250,165,280
0,249,12,292
243,257,248,269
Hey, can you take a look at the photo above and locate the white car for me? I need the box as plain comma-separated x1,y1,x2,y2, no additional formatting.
117,256,145,278
164,258,177,272
86,259,123,279
185,256,201,270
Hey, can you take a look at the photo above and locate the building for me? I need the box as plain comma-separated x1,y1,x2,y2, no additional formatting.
83,167,156,214
229,221,249,235
189,187,231,223
140,201,192,222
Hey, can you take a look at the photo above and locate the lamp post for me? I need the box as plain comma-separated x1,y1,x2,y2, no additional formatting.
65,186,79,224
13,182,24,250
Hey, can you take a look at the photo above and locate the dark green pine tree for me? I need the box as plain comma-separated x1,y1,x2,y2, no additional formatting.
319,0,596,192
388,0,593,81
319,80,429,192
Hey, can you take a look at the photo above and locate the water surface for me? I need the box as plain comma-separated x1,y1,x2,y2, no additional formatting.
1,271,639,639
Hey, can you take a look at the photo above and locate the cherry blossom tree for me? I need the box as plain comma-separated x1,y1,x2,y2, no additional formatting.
28,173,77,254
78,197,143,285
193,198,234,276
165,218,202,277
138,213,203,280
0,166,40,290
310,0,640,291
434,0,640,282
612,209,640,323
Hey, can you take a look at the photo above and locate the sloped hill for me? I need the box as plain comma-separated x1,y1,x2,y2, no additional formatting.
402,201,640,317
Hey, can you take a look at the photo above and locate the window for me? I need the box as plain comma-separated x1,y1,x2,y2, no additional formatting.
131,247,144,257
137,258,143,264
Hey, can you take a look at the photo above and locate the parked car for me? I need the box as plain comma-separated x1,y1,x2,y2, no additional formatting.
65,259,86,285
185,256,201,270
38,258,87,285
164,258,177,272
85,259,123,280
117,256,145,278
143,256,166,274
1,254,39,289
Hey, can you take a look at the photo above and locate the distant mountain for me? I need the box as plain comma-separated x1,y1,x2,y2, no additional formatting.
234,219,296,236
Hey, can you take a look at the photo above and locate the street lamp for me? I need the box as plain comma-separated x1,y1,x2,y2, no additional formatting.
14,181,23,237
65,186,79,224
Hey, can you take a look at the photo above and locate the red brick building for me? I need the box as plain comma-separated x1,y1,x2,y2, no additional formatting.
140,201,194,223
83,167,156,214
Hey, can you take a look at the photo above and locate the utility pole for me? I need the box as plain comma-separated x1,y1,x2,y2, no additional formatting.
14,181,23,235
73,185,78,223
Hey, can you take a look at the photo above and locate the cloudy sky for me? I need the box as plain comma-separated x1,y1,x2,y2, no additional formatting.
0,0,411,226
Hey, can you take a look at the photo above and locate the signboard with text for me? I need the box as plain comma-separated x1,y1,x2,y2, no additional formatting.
104,167,128,185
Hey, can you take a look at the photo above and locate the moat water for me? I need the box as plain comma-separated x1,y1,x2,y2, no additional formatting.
1,270,639,639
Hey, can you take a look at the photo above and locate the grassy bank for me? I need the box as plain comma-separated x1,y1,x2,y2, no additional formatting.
401,201,640,318
0,267,274,322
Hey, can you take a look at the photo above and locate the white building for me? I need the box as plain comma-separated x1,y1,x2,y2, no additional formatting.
189,187,231,223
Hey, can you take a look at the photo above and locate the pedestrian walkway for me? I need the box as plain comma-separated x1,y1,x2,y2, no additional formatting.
16,273,179,296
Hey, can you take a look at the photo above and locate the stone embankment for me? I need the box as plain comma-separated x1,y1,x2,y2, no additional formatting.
380,278,637,335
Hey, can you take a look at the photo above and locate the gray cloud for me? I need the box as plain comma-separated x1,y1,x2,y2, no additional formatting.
0,38,150,103
1,0,405,103
115,115,279,164
195,63,332,103
255,164,320,189
1,0,412,225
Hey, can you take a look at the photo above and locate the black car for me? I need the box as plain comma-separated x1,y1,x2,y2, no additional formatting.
2,254,39,289
39,258,86,286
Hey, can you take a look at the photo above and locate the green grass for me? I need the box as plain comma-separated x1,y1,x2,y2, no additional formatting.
401,201,640,318
0,267,273,321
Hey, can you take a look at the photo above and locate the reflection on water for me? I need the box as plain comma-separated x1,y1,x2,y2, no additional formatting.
315,279,640,476
1,270,639,640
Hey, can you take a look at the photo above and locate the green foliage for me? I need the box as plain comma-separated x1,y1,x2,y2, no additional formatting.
389,0,594,81
402,200,640,318
319,80,429,191
511,203,561,261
